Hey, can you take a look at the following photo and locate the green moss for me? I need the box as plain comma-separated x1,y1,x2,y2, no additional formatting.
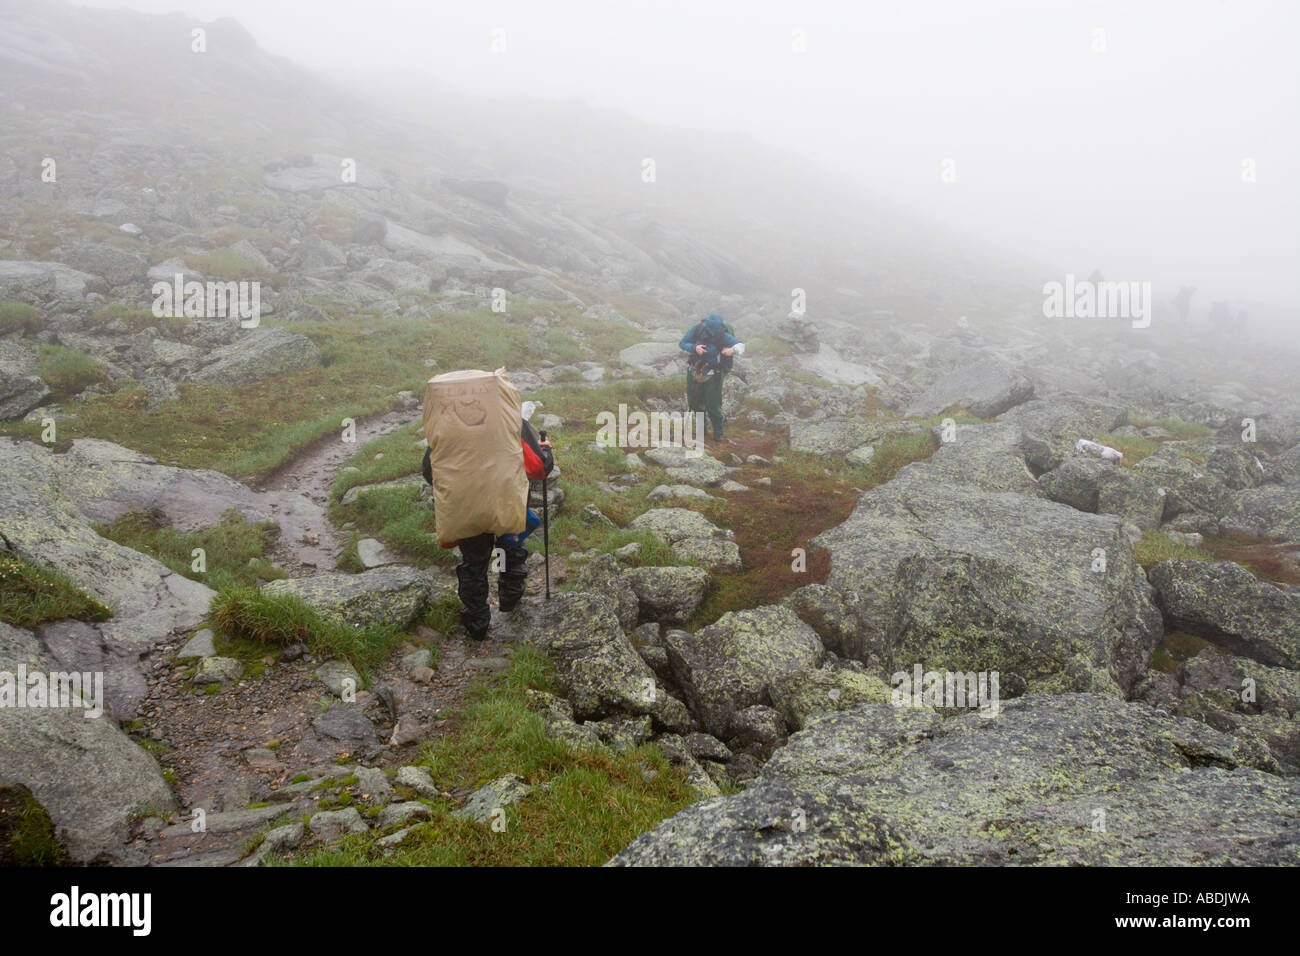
0,786,67,866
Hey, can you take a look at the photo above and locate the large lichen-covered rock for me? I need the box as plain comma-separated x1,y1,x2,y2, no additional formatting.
789,419,880,457
1132,445,1235,520
610,695,1299,866
629,507,720,544
0,623,177,863
1222,484,1300,545
0,372,49,421
262,566,433,629
1039,455,1108,511
188,327,321,386
904,350,1033,419
663,605,824,738
1096,467,1166,529
534,570,690,732
1145,648,1300,773
782,584,871,663
567,555,638,632
625,566,711,625
921,422,1040,495
0,439,214,715
1148,560,1300,668
769,666,891,731
669,536,741,572
641,446,728,486
806,467,1162,695
1002,396,1129,471
1206,442,1265,490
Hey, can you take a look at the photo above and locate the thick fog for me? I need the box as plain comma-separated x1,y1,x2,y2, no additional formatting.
67,0,1299,337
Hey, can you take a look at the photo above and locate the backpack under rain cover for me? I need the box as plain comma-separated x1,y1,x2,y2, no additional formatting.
421,368,527,543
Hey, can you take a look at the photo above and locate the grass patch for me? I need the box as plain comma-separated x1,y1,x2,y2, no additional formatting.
1135,530,1214,567
35,345,109,399
0,552,112,626
94,509,286,592
1130,416,1214,441
207,588,403,677
0,309,547,478
0,299,41,335
280,647,696,866
1096,432,1158,466
422,592,463,633
84,304,190,336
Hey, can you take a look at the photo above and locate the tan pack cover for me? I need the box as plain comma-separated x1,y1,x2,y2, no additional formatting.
422,368,527,542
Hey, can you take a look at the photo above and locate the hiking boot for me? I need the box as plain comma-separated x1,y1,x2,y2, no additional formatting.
498,576,526,612
459,608,490,641
497,542,529,611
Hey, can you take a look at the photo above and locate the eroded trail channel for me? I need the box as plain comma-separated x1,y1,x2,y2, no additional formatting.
133,408,530,867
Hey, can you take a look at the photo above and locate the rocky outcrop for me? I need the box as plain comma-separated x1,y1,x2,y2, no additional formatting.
534,559,691,732
1136,647,1300,773
625,566,711,625
628,507,741,571
611,695,1298,865
663,605,824,738
261,566,437,629
800,465,1162,695
1148,560,1300,668
187,327,321,386
904,346,1033,419
0,622,177,864
0,439,215,716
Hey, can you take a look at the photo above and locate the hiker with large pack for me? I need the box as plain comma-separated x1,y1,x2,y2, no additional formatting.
420,369,554,641
679,312,745,441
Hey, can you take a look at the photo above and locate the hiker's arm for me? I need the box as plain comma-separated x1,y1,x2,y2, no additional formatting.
679,328,698,353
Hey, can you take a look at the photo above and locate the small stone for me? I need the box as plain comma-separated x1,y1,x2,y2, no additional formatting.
377,801,432,828
395,765,440,797
177,629,216,659
314,660,361,697
241,747,280,770
453,774,532,822
308,807,369,842
353,766,392,801
356,538,395,568
401,648,434,677
376,827,414,848
193,656,243,685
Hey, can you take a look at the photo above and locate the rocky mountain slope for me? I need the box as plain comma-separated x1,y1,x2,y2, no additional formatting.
1,1,1299,866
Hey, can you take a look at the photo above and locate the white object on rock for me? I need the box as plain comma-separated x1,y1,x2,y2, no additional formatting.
119,222,142,236
1076,439,1122,461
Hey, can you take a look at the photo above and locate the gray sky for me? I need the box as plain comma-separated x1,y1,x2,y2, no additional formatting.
69,0,1300,323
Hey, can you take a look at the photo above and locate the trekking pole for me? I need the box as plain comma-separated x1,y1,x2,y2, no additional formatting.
539,430,551,600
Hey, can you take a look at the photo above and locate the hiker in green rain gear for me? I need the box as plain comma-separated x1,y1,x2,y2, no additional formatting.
679,313,744,441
